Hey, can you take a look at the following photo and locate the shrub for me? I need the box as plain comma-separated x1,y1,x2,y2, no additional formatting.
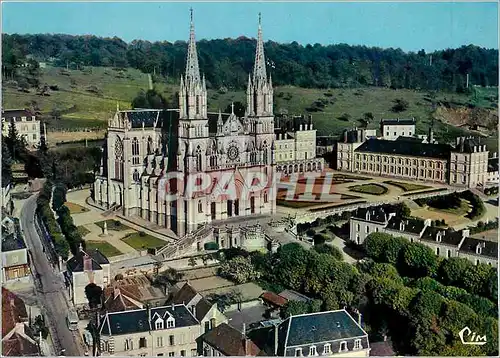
313,233,328,245
313,244,343,260
139,231,146,237
391,98,409,112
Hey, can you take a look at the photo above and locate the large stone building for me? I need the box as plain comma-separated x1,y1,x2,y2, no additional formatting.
349,206,498,268
93,12,277,238
380,118,415,140
2,109,41,148
274,115,324,174
337,128,494,188
1,217,30,284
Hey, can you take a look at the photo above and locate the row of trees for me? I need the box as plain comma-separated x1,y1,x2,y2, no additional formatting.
215,232,498,356
3,33,498,91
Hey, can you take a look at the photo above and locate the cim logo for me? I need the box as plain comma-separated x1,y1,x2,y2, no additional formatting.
459,327,487,346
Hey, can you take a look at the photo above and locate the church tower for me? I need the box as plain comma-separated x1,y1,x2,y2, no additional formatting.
246,13,275,165
176,9,210,237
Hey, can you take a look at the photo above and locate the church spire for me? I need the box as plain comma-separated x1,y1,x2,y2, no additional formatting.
253,12,267,85
185,7,201,86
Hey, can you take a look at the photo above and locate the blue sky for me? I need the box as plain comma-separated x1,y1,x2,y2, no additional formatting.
2,1,498,52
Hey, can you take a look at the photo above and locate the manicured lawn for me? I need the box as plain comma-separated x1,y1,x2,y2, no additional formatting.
64,202,89,214
85,240,122,257
277,200,328,209
349,183,388,196
121,232,168,250
383,181,431,192
77,225,91,237
95,219,132,231
429,199,471,216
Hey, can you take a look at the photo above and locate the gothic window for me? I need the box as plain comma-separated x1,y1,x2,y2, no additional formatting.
147,137,153,155
114,138,124,180
196,95,200,115
132,137,140,165
195,146,202,171
133,170,140,182
198,200,203,213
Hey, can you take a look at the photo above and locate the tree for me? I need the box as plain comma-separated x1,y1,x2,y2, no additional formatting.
156,267,184,286
391,98,409,113
274,243,311,291
280,300,320,319
218,256,261,284
400,242,438,278
363,112,374,122
188,257,197,268
437,257,472,286
364,232,392,261
313,243,343,260
131,88,170,109
1,138,13,187
85,283,103,309
5,119,27,162
206,290,243,313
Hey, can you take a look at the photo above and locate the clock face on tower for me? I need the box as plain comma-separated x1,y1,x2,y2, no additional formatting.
227,145,240,161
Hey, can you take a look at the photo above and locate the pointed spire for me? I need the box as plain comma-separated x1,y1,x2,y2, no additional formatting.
217,109,223,125
247,73,252,92
253,12,267,85
231,102,235,115
185,7,201,87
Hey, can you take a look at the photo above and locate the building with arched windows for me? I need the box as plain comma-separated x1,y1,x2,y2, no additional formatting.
93,12,277,238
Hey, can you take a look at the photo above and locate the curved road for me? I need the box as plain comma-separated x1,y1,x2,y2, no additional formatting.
20,194,86,356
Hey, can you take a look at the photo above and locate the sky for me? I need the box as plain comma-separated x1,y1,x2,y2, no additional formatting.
1,1,498,52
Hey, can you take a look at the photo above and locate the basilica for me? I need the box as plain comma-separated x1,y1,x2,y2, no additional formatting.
93,12,277,237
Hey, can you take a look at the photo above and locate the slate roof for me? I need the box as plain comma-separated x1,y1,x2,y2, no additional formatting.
195,298,214,322
356,138,452,159
1,232,26,252
103,287,143,312
260,292,288,307
278,290,312,303
459,237,498,259
2,109,33,119
199,323,262,356
99,304,198,336
455,137,485,153
67,248,109,272
380,118,415,126
352,207,387,223
421,227,464,247
396,136,424,143
488,157,498,173
385,216,426,235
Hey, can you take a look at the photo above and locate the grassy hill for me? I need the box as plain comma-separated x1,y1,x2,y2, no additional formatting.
2,65,498,150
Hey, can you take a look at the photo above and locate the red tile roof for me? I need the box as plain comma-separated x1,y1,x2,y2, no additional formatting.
260,291,288,307
200,323,262,356
2,288,28,337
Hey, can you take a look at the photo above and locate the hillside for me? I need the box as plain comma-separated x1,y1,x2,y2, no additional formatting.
2,65,498,151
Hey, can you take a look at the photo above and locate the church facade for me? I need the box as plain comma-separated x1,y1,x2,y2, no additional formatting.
93,12,276,238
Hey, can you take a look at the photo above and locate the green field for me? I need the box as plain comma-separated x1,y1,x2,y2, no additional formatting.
349,183,388,195
383,181,431,192
3,65,497,151
121,232,168,250
77,225,91,237
2,66,147,130
85,240,122,257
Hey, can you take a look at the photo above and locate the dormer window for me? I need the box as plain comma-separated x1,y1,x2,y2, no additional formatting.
322,344,331,355
155,318,164,330
295,348,303,357
354,339,362,350
339,341,348,352
309,346,318,356
167,317,175,328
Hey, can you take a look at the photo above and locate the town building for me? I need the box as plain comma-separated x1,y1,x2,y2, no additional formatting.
487,153,499,185
1,217,30,283
168,282,228,335
274,115,324,174
336,130,493,188
66,245,110,306
2,288,40,356
380,118,415,140
198,323,263,356
93,12,276,239
275,309,370,357
1,109,42,148
349,205,498,268
98,303,201,357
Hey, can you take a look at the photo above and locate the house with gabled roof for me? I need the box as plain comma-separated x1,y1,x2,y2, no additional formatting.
349,207,395,244
98,303,201,357
169,282,228,335
198,323,263,356
66,245,110,306
2,288,40,356
458,237,498,268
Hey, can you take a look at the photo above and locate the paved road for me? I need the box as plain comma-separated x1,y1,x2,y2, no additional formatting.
20,194,86,356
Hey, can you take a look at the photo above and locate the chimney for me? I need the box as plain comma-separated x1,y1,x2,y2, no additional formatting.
171,302,175,311
357,311,362,327
343,131,348,143
462,229,470,238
